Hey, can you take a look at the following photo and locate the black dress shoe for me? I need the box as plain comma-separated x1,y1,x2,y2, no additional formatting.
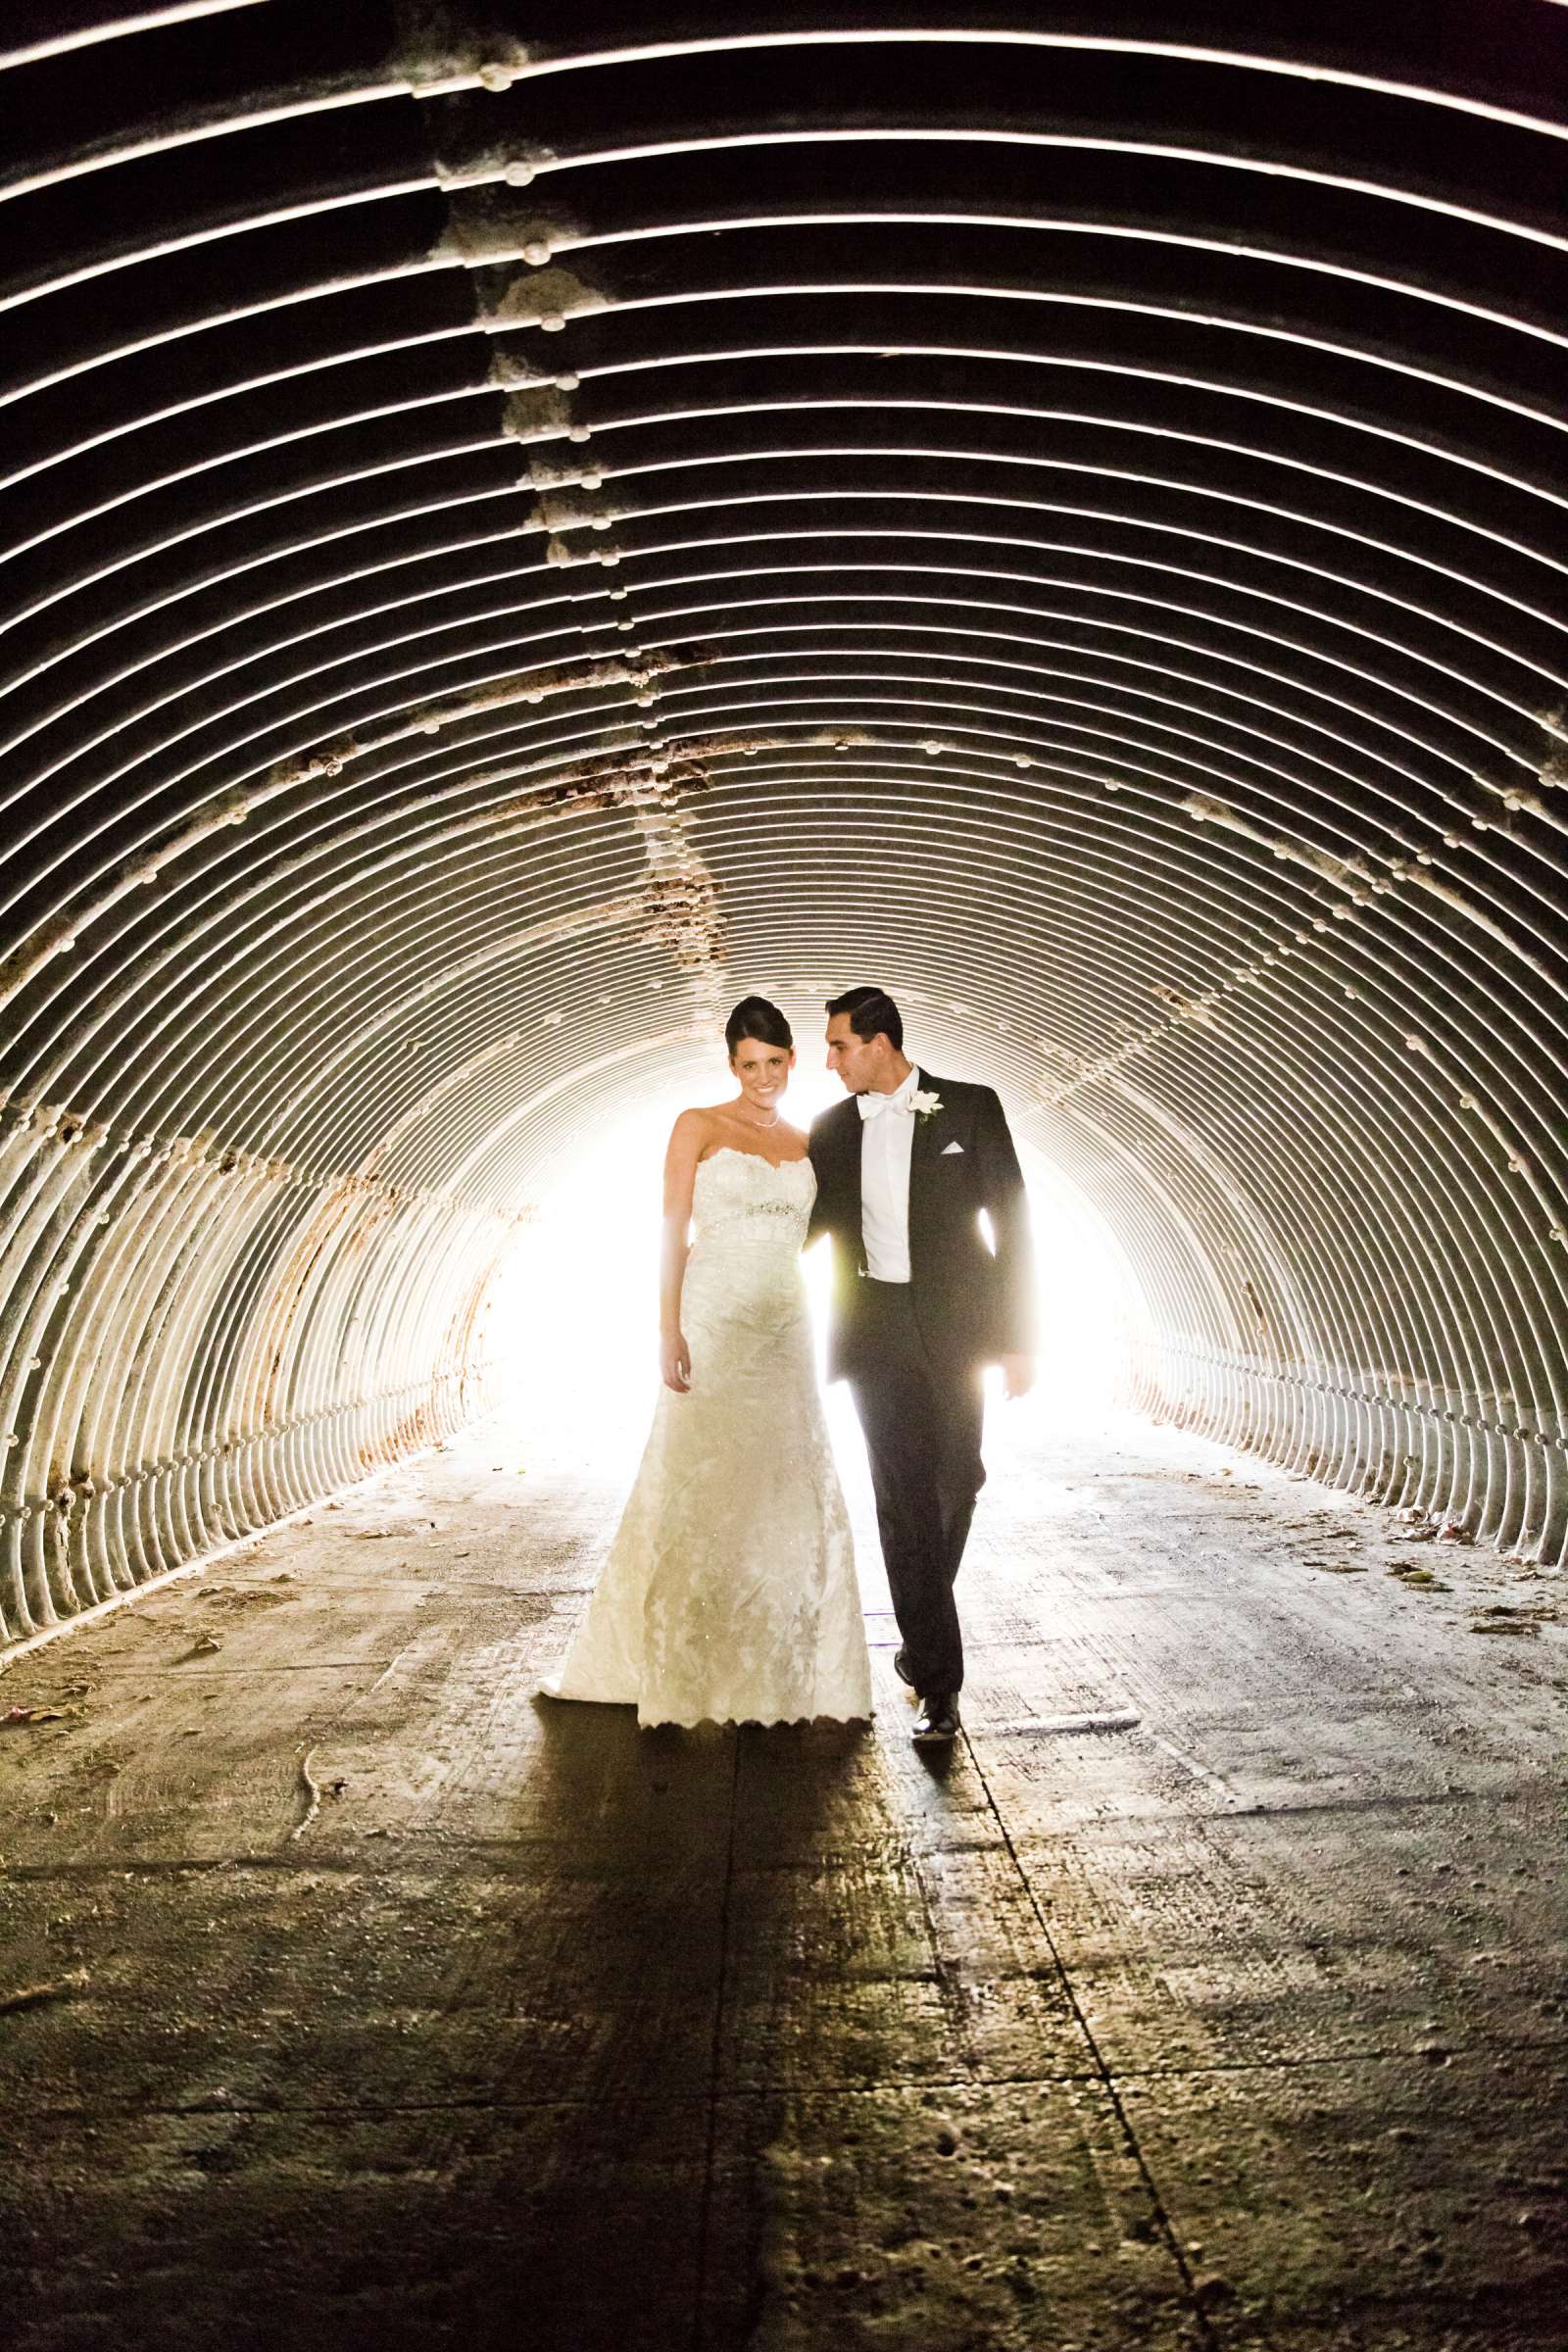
893,1645,915,1689
911,1693,959,1744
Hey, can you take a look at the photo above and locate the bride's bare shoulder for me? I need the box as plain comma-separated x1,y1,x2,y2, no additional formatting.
667,1103,732,1149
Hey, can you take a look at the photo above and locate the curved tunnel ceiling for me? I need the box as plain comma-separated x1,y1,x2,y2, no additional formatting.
4,0,1568,1645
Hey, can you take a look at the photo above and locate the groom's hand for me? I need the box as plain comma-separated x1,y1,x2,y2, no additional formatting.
1001,1353,1036,1400
661,1330,692,1393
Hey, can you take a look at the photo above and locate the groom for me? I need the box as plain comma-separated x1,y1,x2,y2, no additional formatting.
808,986,1036,1744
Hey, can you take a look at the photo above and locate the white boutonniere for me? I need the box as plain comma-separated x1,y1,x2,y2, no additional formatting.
910,1089,944,1119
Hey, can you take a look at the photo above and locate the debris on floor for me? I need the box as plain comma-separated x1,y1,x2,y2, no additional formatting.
0,1969,90,2015
1471,1605,1545,1637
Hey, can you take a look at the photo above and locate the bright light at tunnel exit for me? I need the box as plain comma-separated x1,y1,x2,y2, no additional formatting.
482,1077,1145,1478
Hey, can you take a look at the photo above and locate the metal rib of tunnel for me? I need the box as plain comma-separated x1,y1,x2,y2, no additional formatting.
3,0,1568,1650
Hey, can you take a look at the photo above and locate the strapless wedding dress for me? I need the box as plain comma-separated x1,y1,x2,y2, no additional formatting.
543,1149,871,1728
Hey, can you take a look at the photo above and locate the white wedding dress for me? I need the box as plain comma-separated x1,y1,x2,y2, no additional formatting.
543,1149,872,1728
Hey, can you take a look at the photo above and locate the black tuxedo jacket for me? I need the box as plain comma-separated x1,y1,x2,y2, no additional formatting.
807,1069,1035,1382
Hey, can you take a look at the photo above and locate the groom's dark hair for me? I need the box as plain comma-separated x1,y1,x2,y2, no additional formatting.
825,984,904,1051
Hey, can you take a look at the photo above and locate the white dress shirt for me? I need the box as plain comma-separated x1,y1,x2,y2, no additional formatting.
858,1063,919,1282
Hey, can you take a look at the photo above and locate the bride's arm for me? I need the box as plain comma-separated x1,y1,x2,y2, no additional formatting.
659,1111,705,1392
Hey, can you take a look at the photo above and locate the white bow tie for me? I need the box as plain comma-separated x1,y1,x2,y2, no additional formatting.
858,1089,912,1121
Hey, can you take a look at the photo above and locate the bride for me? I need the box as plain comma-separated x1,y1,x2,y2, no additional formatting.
541,996,872,1729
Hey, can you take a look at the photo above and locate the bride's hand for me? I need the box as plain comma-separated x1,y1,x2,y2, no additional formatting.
661,1330,692,1393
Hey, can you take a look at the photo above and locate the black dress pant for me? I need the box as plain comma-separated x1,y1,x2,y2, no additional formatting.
847,1280,986,1696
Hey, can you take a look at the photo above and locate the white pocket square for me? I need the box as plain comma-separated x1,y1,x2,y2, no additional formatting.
941,1140,964,1155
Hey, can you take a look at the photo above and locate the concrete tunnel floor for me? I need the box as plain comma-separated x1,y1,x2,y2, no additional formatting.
0,1395,1564,2352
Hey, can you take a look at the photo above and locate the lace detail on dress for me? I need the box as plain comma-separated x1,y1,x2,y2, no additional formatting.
542,1151,871,1728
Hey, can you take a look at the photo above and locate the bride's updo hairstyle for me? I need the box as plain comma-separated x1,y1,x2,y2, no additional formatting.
725,995,794,1058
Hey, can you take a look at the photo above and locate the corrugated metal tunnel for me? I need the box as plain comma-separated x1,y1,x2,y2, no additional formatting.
5,0,1568,1657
